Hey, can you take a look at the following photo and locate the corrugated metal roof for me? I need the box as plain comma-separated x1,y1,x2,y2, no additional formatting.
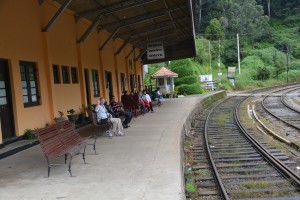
52,0,196,63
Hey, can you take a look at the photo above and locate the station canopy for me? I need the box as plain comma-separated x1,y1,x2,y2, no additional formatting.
51,0,196,64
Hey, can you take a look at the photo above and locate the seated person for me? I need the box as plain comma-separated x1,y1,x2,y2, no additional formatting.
143,90,154,113
110,96,133,128
140,91,150,111
138,91,147,115
152,87,164,106
94,97,124,137
121,90,128,104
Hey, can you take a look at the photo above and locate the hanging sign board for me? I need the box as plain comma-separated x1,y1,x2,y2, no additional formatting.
147,42,165,60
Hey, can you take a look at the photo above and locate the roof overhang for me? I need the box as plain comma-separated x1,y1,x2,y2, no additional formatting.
49,0,196,64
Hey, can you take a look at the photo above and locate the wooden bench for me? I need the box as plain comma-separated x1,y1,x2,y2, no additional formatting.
90,110,113,139
122,94,141,117
151,100,159,107
34,120,88,177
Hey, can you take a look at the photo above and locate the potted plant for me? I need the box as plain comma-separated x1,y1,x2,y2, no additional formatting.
82,104,94,122
54,111,65,123
76,105,86,125
67,108,78,123
86,104,94,122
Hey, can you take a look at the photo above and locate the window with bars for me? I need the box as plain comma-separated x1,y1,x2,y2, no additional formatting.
52,64,60,84
138,75,142,91
61,66,70,84
120,73,125,93
71,67,78,84
91,70,100,97
158,78,164,85
167,77,171,85
20,61,40,107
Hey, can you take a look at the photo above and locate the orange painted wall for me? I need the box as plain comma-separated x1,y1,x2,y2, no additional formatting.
41,2,81,118
0,0,51,135
0,0,143,141
75,20,102,106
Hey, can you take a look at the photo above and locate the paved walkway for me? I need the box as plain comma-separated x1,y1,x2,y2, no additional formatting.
0,92,217,200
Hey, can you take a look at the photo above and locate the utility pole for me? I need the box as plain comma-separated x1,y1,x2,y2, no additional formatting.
237,33,241,74
199,0,202,30
273,49,278,80
218,39,221,75
286,46,289,83
209,40,212,75
267,0,271,18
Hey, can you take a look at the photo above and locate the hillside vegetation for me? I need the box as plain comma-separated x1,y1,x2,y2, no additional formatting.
146,0,300,93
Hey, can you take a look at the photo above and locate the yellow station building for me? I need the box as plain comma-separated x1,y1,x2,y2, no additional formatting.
0,0,196,144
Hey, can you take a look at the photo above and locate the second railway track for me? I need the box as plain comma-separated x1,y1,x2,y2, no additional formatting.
204,96,300,199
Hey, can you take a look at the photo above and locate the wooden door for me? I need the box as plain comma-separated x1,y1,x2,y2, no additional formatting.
84,69,91,105
0,60,15,139
105,71,113,99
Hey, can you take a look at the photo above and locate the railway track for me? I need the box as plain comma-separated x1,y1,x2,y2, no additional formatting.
203,97,300,199
262,87,300,129
185,85,300,199
281,87,300,113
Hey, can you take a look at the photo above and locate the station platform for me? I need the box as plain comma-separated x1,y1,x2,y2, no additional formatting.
0,92,217,200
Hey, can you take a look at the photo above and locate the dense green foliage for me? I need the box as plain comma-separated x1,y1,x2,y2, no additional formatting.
169,59,205,94
145,1,300,93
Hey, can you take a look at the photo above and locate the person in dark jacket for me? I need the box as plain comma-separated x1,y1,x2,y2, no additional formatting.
110,96,133,128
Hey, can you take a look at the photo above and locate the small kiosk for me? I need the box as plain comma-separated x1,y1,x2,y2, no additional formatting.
152,67,178,96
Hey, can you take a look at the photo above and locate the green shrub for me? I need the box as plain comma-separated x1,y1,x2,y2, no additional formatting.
185,182,197,193
241,56,264,69
257,66,271,80
23,129,36,140
177,83,203,95
250,47,286,68
278,70,300,82
290,60,300,70
175,75,198,85
220,77,233,90
235,73,256,90
169,59,195,77
292,45,300,59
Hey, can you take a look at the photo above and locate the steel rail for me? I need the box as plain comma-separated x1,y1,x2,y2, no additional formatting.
204,97,232,200
261,86,300,130
236,95,300,187
281,87,300,113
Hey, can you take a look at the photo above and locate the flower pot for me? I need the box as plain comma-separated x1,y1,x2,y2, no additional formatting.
87,111,93,122
54,117,66,123
75,113,85,125
67,114,78,123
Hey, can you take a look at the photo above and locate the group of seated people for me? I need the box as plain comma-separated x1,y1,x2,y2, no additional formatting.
94,97,133,137
94,87,165,137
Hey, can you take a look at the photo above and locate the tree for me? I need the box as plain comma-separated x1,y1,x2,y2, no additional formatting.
205,19,224,40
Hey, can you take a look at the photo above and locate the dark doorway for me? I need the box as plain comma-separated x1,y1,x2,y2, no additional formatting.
0,60,15,139
129,74,136,93
120,73,125,93
84,69,91,105
105,71,113,99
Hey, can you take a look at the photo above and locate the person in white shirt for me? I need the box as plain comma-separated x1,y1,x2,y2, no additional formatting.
143,90,154,113
94,97,124,137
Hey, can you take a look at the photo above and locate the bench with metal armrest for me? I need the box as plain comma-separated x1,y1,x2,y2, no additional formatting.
34,120,88,177
90,110,113,140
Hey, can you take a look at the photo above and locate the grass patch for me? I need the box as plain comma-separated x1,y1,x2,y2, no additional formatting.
185,182,197,193
184,167,197,194
194,169,210,176
215,112,228,126
241,181,270,189
230,160,242,165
